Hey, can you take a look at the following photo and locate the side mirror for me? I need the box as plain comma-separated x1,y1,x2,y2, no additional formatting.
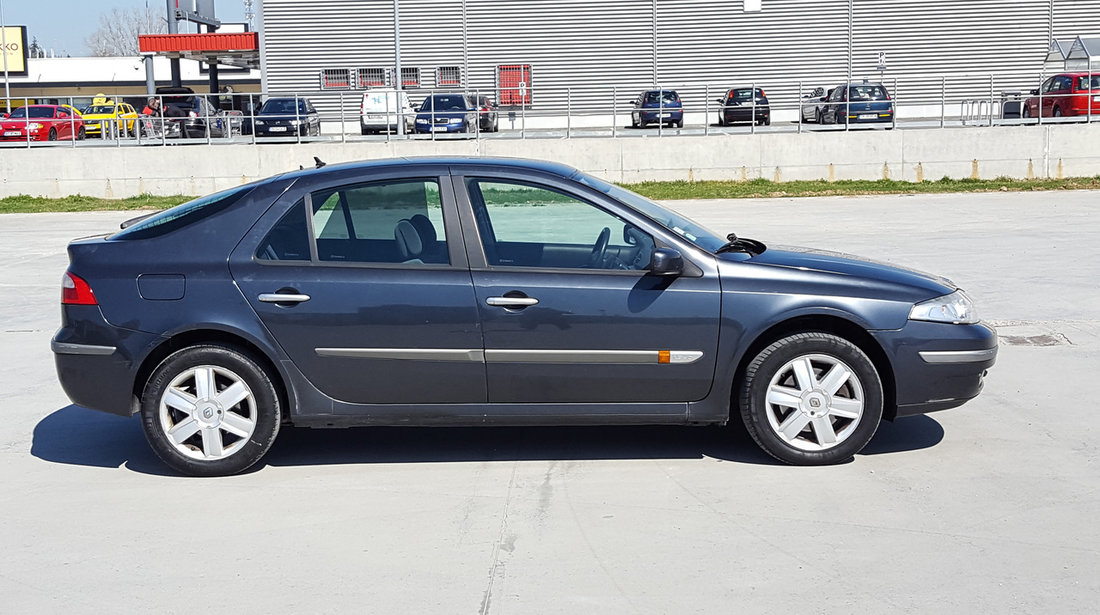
715,98,725,104
648,248,683,276
1030,89,1039,96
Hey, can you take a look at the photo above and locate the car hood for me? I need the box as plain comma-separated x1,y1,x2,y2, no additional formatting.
417,110,472,118
723,245,956,301
256,114,309,122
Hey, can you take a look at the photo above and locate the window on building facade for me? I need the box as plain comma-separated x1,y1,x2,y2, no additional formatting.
357,67,389,88
496,64,532,106
437,66,462,87
401,67,421,88
320,68,352,90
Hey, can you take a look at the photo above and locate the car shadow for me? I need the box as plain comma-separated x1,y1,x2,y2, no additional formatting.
32,405,944,474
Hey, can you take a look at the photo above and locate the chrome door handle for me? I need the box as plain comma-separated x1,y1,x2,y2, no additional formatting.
258,293,311,303
486,296,539,308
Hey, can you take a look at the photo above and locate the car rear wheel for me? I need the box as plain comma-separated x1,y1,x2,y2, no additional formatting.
738,332,883,465
140,344,282,477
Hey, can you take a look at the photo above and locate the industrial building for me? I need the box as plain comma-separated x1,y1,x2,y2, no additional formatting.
256,0,1100,123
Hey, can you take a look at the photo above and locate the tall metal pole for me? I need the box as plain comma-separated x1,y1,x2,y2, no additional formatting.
394,0,403,135
1,0,11,104
652,0,658,86
847,0,854,81
166,0,181,87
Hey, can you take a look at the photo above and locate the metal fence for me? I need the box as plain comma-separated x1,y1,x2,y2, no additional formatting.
1,71,1096,148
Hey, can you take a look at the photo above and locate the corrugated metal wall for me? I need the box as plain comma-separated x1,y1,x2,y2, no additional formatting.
260,0,1100,120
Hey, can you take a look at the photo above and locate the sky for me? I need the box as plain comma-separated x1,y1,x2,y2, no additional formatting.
2,0,247,57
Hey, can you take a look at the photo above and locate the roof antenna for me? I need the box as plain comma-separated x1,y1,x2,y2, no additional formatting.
314,156,326,168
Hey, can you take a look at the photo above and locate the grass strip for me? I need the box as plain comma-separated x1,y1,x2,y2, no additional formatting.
624,175,1100,200
3,175,1100,214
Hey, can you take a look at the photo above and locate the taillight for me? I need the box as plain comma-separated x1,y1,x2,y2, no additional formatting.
62,271,97,305
759,90,766,98
189,111,198,118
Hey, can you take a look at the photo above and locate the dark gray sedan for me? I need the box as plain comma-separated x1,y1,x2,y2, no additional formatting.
53,157,996,476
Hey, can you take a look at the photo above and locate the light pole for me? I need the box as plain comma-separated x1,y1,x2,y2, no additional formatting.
1,0,11,104
394,0,403,135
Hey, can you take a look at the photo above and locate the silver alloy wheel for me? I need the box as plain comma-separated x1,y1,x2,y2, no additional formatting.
158,365,257,461
763,353,865,451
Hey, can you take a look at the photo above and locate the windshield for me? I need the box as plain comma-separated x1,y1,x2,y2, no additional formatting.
573,172,726,252
261,99,308,114
1076,75,1100,91
8,107,53,119
644,91,679,104
422,95,470,111
848,85,889,100
728,89,761,101
85,106,116,115
112,184,255,240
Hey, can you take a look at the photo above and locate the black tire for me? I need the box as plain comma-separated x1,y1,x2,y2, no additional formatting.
816,110,824,124
77,127,86,140
48,128,57,141
718,115,726,127
763,115,771,126
676,119,684,128
140,344,282,477
1053,107,1062,118
738,332,883,465
1022,106,1031,119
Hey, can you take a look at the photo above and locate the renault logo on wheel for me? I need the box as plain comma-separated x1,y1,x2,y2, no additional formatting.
809,398,821,408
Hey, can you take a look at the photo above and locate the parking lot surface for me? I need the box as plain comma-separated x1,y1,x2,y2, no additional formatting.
2,191,1098,613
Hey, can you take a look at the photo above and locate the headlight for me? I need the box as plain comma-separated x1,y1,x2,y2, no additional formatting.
909,290,979,324
28,123,43,130
289,119,301,125
447,118,462,124
415,118,428,124
253,120,265,125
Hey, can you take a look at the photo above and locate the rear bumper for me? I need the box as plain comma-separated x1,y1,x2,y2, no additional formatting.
636,109,683,122
723,108,770,122
871,320,997,418
53,305,162,416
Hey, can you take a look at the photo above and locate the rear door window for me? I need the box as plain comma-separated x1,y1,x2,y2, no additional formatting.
309,178,449,265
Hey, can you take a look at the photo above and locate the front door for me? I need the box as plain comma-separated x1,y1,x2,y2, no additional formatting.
456,175,722,406
230,174,486,407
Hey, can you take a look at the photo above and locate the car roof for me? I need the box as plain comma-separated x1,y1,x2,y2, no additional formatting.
277,156,580,183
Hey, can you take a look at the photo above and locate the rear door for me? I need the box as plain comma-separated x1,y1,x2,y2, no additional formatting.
230,168,487,408
453,170,721,409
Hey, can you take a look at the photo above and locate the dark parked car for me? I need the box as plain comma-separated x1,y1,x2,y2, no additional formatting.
1022,72,1100,119
631,90,683,128
716,87,770,126
248,97,321,137
474,95,499,132
819,81,895,126
156,87,230,138
414,94,478,133
53,157,995,476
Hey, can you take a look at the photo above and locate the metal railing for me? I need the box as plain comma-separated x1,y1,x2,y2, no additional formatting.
2,72,1096,148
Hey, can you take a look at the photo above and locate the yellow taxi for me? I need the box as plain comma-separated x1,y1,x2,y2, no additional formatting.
81,95,139,137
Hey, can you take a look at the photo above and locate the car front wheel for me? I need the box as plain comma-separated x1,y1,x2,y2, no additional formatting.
140,344,282,476
738,332,883,465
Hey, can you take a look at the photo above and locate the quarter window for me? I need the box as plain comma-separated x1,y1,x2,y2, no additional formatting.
257,200,310,261
466,179,654,271
310,179,449,265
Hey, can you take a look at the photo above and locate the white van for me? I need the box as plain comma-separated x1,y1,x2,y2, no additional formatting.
360,89,415,134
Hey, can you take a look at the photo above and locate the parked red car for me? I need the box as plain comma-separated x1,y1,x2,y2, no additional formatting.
1023,72,1100,119
0,105,86,141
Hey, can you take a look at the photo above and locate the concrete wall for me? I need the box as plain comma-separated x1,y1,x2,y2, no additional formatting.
2,123,1098,198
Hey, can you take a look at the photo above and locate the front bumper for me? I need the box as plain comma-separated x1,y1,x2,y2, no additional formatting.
414,122,469,133
871,320,997,418
53,304,163,416
255,124,308,136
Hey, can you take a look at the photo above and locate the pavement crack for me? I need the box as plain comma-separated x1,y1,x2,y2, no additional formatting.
479,461,518,615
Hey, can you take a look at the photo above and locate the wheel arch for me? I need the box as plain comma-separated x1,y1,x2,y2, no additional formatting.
132,327,293,423
730,314,898,421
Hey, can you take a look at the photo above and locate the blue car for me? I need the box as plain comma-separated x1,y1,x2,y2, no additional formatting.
53,157,995,476
820,81,895,126
632,89,684,128
414,93,477,133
